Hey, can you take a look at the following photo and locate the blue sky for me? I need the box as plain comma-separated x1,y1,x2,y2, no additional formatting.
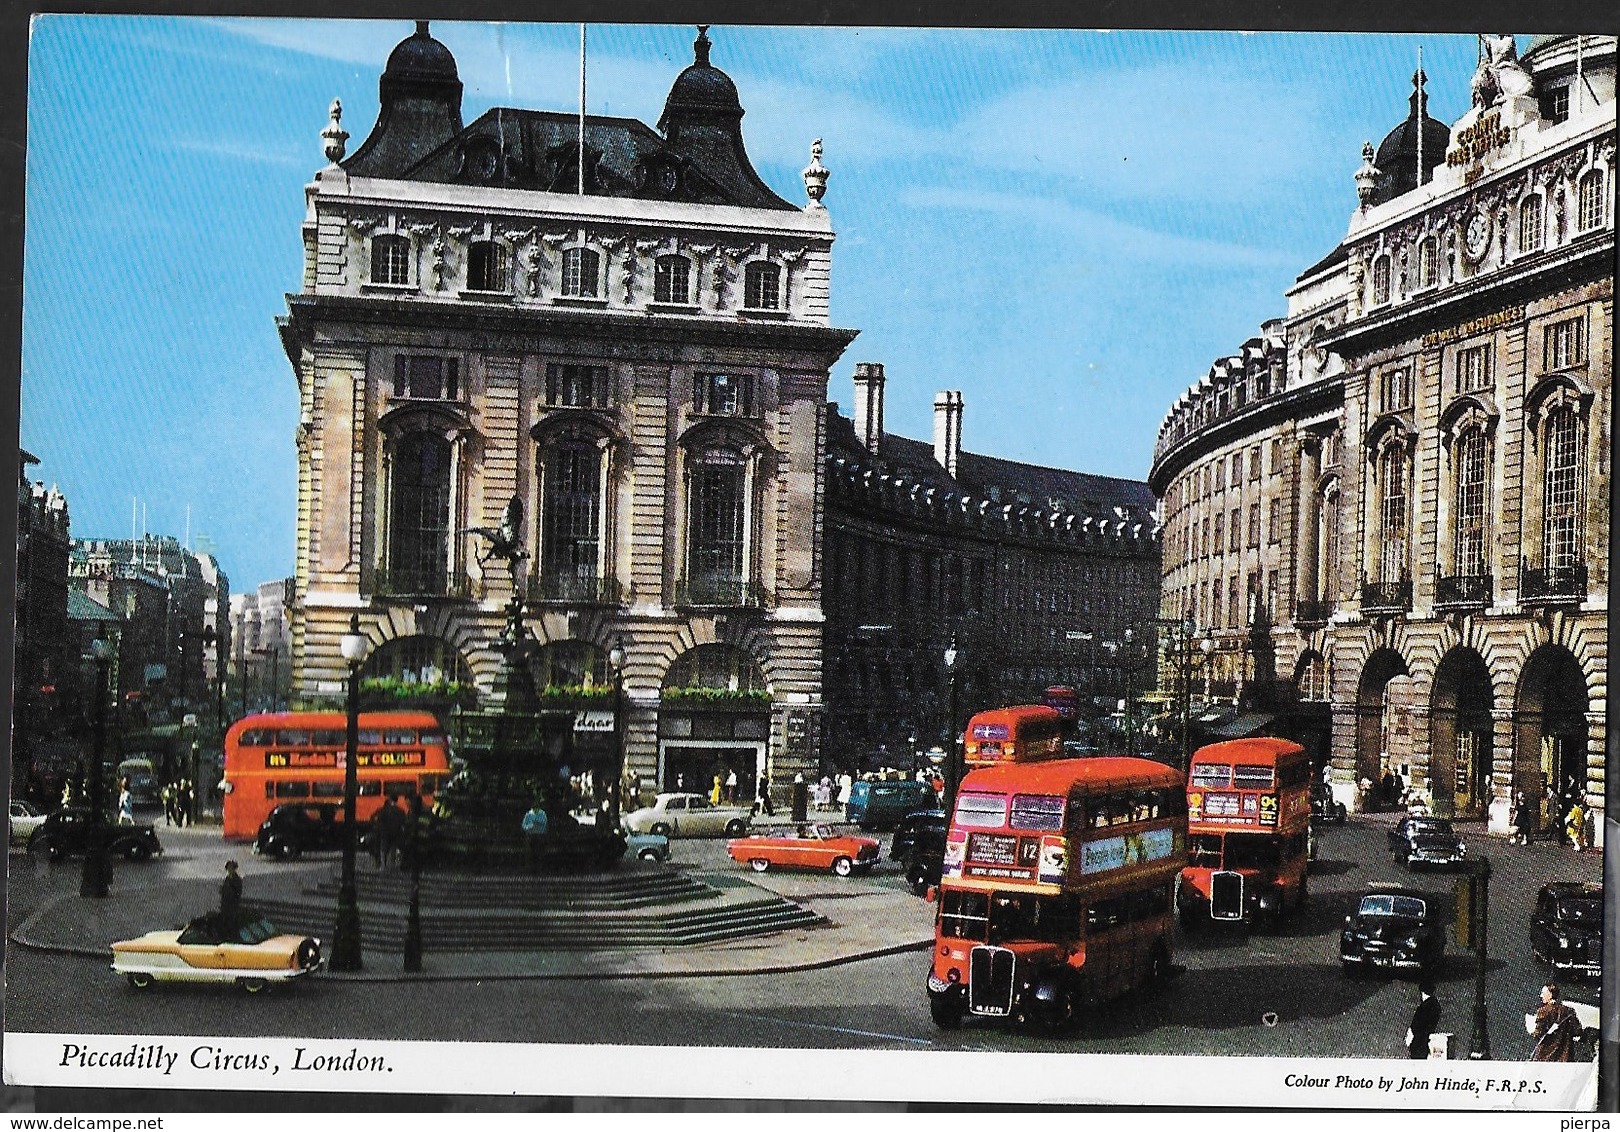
22,18,1502,590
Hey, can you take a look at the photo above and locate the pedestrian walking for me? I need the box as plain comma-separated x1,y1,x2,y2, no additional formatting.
376,794,408,869
725,768,738,804
1566,799,1587,852
1406,980,1440,1059
755,771,774,817
522,799,549,872
161,782,176,827
709,774,723,806
837,772,853,809
1510,790,1534,845
219,860,243,929
1531,983,1583,1062
177,780,192,827
117,781,135,825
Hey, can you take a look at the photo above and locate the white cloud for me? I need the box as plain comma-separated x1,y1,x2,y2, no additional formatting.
166,136,308,169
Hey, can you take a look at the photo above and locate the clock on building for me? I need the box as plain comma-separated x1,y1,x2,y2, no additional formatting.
1462,210,1492,262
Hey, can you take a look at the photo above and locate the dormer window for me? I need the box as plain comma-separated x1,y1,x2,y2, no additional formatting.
1539,84,1570,124
1380,366,1412,413
562,247,601,298
393,355,460,401
466,240,508,292
695,373,756,417
1371,255,1391,306
743,261,781,310
372,234,411,286
1417,238,1438,289
655,255,693,304
1458,344,1493,392
1518,194,1544,254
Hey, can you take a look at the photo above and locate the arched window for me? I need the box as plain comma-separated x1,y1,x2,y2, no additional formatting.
1317,484,1340,603
743,261,781,310
387,432,453,595
539,441,605,599
1371,255,1392,306
1299,653,1329,701
655,255,692,304
562,247,600,297
467,240,508,292
1543,406,1586,576
685,447,749,601
1418,238,1438,288
1518,194,1545,253
531,640,610,692
1578,170,1606,233
1452,428,1489,577
371,234,411,286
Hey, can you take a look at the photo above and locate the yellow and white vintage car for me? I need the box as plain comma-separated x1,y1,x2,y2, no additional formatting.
111,914,321,992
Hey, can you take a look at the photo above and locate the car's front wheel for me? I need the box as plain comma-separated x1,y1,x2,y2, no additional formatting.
276,841,300,861
929,990,964,1029
724,819,748,836
831,856,854,877
239,977,268,994
127,972,154,991
749,858,770,873
123,842,150,861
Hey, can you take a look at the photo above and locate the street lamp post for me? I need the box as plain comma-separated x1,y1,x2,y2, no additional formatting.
943,638,960,810
403,791,424,973
79,626,114,899
331,614,367,972
1122,628,1136,757
608,638,627,835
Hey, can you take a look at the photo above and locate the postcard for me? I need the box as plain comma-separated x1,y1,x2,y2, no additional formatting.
4,12,1610,1111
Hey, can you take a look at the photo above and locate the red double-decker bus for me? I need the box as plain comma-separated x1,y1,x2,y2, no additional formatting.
221,711,453,840
1179,737,1312,929
962,705,1063,768
926,755,1187,1032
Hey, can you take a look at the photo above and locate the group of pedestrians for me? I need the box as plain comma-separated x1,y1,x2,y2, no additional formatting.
160,780,194,827
1508,780,1590,851
1405,981,1587,1062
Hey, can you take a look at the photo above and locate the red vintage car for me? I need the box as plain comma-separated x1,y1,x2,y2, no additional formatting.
727,823,881,876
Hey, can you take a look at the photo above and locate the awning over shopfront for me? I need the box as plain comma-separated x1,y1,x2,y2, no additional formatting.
1210,712,1276,739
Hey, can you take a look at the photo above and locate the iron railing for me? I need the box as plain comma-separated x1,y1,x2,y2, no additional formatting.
1519,561,1587,604
1435,573,1492,608
527,573,624,605
673,576,766,609
1360,577,1412,613
1293,600,1333,626
372,566,472,599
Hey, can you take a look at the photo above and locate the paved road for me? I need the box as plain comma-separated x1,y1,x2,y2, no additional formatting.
4,814,1601,1060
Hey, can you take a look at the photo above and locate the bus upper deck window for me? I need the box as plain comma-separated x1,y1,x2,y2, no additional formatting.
954,793,1007,828
359,731,382,746
1191,763,1231,788
313,730,343,747
274,781,311,799
1233,764,1274,789
384,731,415,746
312,781,344,798
1009,794,1065,831
357,781,382,796
278,730,312,747
240,729,272,747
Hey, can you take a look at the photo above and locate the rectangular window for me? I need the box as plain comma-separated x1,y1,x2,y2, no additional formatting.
541,443,603,586
1458,344,1493,392
1270,439,1283,474
1540,84,1570,123
545,364,611,408
1453,429,1489,577
1229,508,1241,552
1212,512,1224,555
371,235,411,286
694,373,757,416
1372,257,1391,306
1229,577,1240,626
1248,447,1261,480
1267,499,1281,543
392,355,460,401
1543,409,1586,574
1381,367,1412,412
1200,517,1210,557
1578,172,1605,233
953,793,1008,828
562,247,601,298
1379,448,1408,583
654,255,692,304
1519,195,1545,254
1214,461,1224,492
1248,504,1261,548
1544,317,1587,370
744,262,781,310
1230,453,1242,483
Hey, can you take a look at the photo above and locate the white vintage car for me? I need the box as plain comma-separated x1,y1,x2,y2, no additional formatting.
624,792,752,838
112,913,321,992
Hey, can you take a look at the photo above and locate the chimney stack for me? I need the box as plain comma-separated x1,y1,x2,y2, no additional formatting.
933,390,964,478
852,362,886,455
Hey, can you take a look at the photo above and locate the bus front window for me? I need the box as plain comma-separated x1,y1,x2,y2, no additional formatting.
1188,833,1223,869
988,894,1080,944
940,891,989,941
1224,833,1282,869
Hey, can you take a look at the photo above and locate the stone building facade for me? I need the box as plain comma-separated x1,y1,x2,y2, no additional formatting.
280,25,856,798
1151,35,1614,836
825,365,1160,766
13,450,73,787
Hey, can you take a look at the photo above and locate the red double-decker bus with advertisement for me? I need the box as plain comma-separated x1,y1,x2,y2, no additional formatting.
926,755,1187,1032
962,705,1063,768
221,711,453,840
1179,737,1312,929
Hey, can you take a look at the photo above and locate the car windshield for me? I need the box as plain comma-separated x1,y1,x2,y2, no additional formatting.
1556,898,1603,924
235,917,280,945
1410,821,1454,838
1360,894,1426,920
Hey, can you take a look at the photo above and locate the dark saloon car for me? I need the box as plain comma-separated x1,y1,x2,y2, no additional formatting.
1311,783,1347,825
888,809,947,860
889,810,947,895
1530,882,1603,979
27,809,162,862
1340,885,1445,975
1387,816,1468,870
255,803,354,860
846,780,939,831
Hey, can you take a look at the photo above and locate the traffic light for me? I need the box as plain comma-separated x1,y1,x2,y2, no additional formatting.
1454,874,1479,950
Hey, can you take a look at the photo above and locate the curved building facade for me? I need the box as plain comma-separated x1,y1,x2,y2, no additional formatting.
1151,36,1614,836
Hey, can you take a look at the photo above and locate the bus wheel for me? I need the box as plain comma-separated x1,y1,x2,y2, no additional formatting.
1179,907,1202,934
929,990,963,1029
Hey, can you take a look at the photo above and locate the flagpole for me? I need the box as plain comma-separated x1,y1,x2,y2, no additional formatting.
578,23,587,196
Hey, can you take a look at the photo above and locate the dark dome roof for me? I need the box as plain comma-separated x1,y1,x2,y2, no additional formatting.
659,27,742,131
1524,34,1574,59
385,21,458,82
1370,70,1451,206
